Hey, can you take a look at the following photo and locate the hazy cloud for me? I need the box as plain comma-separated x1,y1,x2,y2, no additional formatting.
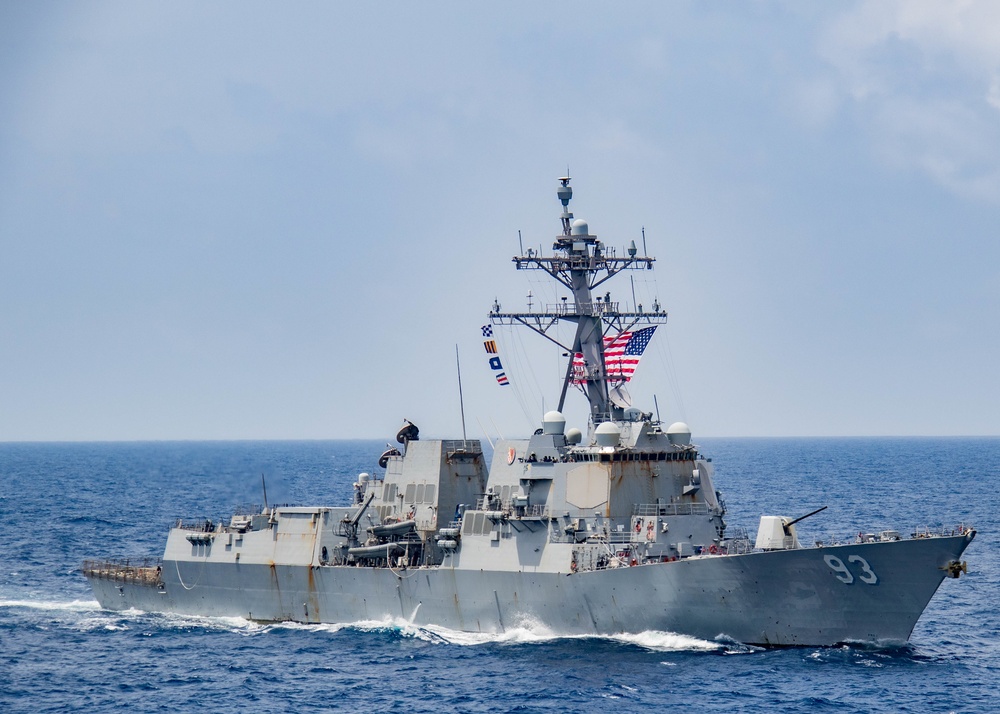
819,0,1000,202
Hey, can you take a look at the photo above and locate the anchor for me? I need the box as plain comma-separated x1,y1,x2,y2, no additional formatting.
942,560,968,578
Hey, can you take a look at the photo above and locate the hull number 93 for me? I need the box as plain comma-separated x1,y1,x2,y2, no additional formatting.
823,554,879,585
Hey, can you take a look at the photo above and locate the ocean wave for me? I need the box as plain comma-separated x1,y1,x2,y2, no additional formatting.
0,598,100,612
0,600,854,656
147,611,269,635
83,609,733,652
271,615,730,652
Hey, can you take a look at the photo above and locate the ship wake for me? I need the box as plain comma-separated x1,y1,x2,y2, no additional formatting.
0,597,101,612
270,615,739,652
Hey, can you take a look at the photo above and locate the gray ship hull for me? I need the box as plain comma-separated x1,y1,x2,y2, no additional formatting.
86,532,973,646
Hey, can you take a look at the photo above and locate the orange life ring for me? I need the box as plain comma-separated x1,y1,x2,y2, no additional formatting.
630,558,638,567
709,545,718,555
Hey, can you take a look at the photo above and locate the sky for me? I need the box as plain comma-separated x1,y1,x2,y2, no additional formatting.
1,1,998,441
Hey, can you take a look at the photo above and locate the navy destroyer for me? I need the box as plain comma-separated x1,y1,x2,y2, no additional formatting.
84,178,975,646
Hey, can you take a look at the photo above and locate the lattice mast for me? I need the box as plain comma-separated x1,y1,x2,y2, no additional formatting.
490,178,668,426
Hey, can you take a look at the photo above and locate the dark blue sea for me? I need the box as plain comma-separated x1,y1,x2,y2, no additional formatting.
1,438,997,713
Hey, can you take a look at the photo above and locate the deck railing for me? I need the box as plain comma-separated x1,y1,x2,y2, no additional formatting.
633,502,711,517
81,558,164,586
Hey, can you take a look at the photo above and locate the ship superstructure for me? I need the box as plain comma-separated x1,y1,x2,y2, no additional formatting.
84,178,975,646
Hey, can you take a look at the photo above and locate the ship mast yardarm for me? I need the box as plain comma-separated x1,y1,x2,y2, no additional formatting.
489,178,667,424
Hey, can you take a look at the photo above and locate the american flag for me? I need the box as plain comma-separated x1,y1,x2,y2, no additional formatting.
572,326,657,383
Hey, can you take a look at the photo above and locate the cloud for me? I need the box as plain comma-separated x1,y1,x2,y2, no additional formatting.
817,0,1000,203
987,75,1000,112
788,76,842,127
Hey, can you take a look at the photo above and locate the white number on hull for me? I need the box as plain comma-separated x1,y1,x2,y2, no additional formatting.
848,554,879,584
824,555,854,583
823,554,879,585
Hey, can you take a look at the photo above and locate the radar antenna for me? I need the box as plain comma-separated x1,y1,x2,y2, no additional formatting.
490,178,668,425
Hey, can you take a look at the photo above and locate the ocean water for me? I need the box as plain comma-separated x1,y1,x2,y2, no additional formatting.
1,437,997,713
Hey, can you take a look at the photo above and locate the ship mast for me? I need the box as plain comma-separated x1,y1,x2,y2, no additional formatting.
490,178,668,426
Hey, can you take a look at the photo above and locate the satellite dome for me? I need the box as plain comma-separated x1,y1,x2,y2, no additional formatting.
666,422,692,446
623,407,642,422
542,410,566,435
595,421,621,447
566,427,583,445
571,219,589,235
